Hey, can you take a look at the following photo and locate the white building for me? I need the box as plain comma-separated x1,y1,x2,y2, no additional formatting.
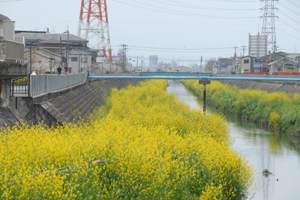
249,33,268,58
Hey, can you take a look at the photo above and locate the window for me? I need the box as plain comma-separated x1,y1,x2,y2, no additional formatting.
71,57,78,62
81,57,88,63
243,59,250,64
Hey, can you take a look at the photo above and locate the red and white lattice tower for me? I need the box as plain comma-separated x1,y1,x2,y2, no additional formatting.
78,0,112,64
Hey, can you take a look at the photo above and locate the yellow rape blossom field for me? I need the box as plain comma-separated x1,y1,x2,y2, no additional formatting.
0,81,251,200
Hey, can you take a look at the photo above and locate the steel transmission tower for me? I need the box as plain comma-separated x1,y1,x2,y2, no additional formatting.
261,0,279,53
78,0,113,64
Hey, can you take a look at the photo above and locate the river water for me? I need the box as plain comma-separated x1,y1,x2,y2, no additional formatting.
167,81,300,200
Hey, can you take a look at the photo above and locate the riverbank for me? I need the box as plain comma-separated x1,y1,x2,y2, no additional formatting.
168,81,300,200
0,81,250,200
225,80,300,94
183,80,300,144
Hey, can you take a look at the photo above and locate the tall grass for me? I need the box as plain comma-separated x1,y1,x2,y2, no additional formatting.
0,81,251,199
184,80,300,137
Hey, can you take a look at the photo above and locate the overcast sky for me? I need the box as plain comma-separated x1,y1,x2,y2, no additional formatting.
1,0,300,64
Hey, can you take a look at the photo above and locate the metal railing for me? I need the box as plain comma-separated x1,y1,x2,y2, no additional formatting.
11,73,87,98
29,73,87,97
88,72,300,82
11,77,29,97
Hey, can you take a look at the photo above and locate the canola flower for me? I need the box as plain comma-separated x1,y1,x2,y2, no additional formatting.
0,81,251,200
184,80,300,136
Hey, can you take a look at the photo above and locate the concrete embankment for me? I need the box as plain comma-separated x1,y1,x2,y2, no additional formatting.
224,80,300,94
0,107,18,127
0,80,137,127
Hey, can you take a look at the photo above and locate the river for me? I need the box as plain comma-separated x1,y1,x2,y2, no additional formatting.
167,81,300,200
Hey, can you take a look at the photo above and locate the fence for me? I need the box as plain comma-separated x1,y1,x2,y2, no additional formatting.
29,73,87,97
11,73,87,98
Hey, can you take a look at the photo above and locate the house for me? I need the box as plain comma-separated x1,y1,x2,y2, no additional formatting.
261,52,300,74
15,30,96,74
217,58,235,74
238,52,300,74
239,56,265,74
269,57,299,74
239,57,251,73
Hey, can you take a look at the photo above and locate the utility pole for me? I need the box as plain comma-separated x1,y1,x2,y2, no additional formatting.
233,46,239,73
297,56,300,72
200,56,203,72
29,44,33,75
136,56,139,71
261,0,279,53
121,44,128,71
59,36,63,74
241,46,247,57
65,30,70,73
141,56,144,72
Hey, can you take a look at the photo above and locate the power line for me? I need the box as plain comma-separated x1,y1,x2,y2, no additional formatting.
111,0,258,19
130,0,259,11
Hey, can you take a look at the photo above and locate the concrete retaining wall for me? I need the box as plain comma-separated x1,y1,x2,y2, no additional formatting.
3,80,137,127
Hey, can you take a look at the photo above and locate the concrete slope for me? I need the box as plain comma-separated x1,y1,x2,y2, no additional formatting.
0,107,18,126
39,80,137,124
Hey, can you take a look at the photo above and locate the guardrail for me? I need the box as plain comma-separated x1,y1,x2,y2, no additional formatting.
88,72,300,82
0,40,24,63
29,73,87,97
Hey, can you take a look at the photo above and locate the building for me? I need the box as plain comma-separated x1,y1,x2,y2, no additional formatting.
238,52,300,74
217,58,235,74
149,55,158,67
0,14,15,41
249,33,268,58
269,56,300,74
239,56,265,73
0,14,24,63
15,30,95,74
0,14,25,107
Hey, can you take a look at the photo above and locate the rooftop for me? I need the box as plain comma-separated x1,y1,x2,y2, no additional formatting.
0,14,10,21
15,31,87,43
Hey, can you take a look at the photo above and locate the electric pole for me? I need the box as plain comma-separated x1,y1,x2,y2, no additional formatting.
136,56,139,72
297,56,300,72
141,56,144,72
121,44,128,71
241,46,247,57
261,0,279,53
200,56,203,72
233,46,239,73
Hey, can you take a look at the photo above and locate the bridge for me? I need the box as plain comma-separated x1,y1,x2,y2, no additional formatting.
10,72,300,99
3,71,300,127
89,72,300,82
89,72,300,113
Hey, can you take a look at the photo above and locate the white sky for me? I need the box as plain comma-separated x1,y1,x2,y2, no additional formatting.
1,0,300,64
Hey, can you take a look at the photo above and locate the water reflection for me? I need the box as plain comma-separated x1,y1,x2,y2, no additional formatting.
167,81,300,200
